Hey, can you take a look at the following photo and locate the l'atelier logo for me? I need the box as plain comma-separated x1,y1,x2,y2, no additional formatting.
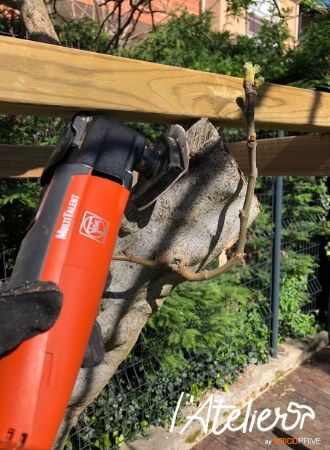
170,393,316,436
79,211,109,243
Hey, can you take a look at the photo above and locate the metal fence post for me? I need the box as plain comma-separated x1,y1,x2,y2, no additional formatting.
1,249,7,280
271,131,284,358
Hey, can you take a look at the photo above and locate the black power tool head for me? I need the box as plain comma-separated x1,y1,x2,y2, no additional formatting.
131,125,189,210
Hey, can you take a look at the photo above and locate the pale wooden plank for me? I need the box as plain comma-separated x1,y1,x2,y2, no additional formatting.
0,36,330,132
1,135,329,178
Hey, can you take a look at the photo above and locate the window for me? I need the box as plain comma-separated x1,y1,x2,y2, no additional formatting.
246,0,277,36
247,15,262,34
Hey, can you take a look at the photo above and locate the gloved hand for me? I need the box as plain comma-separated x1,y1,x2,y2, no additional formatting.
0,279,104,367
0,280,63,357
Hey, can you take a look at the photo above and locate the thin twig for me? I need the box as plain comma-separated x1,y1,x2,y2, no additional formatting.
177,65,259,281
103,0,148,51
272,0,283,19
93,2,118,45
178,255,244,281
113,62,262,282
112,253,160,269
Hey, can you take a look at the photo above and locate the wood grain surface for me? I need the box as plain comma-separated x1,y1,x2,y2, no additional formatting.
1,36,330,132
228,134,330,176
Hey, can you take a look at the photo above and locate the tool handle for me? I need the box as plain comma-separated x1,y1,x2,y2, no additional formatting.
0,163,130,450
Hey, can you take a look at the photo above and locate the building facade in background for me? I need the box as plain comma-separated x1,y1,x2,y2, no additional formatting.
0,0,300,43
202,0,299,41
51,0,300,43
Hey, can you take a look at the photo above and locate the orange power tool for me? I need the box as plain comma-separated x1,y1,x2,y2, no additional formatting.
0,114,188,450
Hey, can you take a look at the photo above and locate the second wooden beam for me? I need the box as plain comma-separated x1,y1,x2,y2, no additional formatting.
1,135,329,178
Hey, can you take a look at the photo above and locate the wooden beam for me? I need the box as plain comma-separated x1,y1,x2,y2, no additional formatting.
228,134,330,176
0,145,52,178
1,135,329,178
0,36,330,132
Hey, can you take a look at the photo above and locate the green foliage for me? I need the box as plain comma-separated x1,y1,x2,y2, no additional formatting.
279,253,318,337
282,7,330,89
0,114,64,267
149,277,266,371
0,115,63,146
283,177,326,218
0,180,41,270
226,0,327,17
226,0,256,17
143,272,269,375
54,19,110,53
300,0,329,15
0,193,38,272
0,13,22,36
282,177,329,243
120,8,329,90
120,11,290,81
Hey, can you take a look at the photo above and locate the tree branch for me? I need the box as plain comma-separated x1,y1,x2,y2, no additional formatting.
92,0,165,51
113,62,263,282
103,0,148,51
93,1,118,45
272,0,283,19
14,0,60,44
113,252,160,269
